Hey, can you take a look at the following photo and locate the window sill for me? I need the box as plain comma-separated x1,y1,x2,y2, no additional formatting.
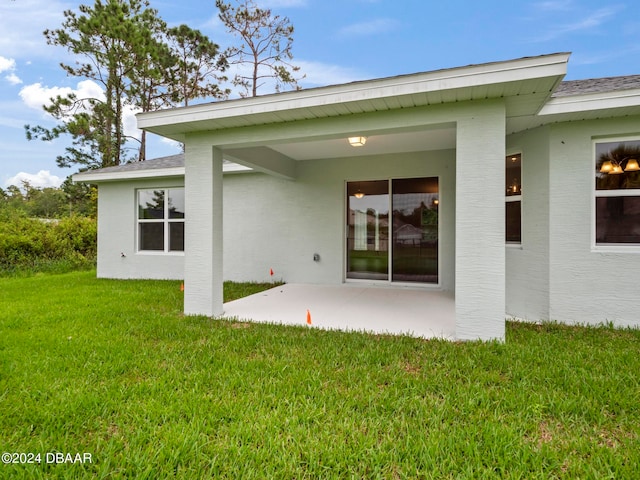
592,245,640,254
136,251,185,256
506,243,523,250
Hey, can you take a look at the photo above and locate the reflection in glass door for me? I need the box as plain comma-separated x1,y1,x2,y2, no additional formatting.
346,178,439,283
392,178,439,283
346,181,389,280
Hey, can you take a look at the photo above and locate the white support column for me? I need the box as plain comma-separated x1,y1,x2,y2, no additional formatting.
184,140,224,317
455,102,506,341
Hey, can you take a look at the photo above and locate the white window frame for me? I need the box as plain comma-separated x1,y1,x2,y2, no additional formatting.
592,137,640,252
137,188,185,254
505,152,522,246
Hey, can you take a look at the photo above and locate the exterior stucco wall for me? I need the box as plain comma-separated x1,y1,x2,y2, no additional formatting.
547,116,640,327
95,150,456,291
96,177,185,279
223,150,456,291
506,126,551,321
506,116,640,327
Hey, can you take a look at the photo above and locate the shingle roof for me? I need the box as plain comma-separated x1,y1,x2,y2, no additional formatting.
553,75,640,97
78,154,185,175
73,153,253,181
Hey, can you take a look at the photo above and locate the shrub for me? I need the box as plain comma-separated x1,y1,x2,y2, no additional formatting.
0,214,96,276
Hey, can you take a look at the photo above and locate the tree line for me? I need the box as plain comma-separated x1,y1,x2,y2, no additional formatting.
24,0,303,171
0,180,96,219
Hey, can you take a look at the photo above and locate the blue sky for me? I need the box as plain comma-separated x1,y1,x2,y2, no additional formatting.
1,0,639,189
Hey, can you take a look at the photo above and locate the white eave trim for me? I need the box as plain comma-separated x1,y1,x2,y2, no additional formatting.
72,162,252,183
73,167,185,183
138,53,570,130
539,88,640,116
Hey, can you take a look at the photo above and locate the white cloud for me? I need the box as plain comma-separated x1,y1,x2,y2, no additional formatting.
531,6,623,42
0,55,15,73
296,60,366,87
19,79,142,140
123,104,142,140
6,73,22,85
19,80,137,127
19,79,105,112
533,0,574,11
0,55,21,85
5,170,63,189
338,18,400,37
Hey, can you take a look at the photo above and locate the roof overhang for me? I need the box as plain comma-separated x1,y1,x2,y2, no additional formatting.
507,86,640,133
540,88,640,118
72,161,250,183
138,53,571,144
73,166,184,183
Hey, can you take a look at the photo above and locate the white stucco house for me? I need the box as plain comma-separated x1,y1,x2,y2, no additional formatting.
74,52,640,341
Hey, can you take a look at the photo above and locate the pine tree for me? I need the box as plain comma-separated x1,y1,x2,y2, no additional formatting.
216,0,303,97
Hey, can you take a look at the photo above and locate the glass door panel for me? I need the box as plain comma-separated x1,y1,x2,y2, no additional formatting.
346,181,389,280
391,178,439,283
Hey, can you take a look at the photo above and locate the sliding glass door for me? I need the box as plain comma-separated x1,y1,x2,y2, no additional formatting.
346,181,389,280
391,178,439,283
347,177,438,284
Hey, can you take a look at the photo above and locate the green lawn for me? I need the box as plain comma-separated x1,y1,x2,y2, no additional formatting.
1,271,639,479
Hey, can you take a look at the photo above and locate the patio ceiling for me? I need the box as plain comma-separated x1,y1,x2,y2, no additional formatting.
269,126,458,161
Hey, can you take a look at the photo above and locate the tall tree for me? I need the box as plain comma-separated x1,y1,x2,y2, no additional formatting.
25,0,227,168
166,24,229,108
216,0,303,97
130,23,228,160
26,0,156,168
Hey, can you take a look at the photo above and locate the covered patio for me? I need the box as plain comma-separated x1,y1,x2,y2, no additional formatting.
222,283,455,339
137,53,571,342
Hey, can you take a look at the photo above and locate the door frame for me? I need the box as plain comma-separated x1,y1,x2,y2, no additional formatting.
344,176,441,287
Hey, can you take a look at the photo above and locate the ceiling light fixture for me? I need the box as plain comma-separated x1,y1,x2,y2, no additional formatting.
348,136,367,147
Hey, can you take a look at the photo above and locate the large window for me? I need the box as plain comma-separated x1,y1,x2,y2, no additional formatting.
505,153,522,244
595,139,640,245
137,188,185,252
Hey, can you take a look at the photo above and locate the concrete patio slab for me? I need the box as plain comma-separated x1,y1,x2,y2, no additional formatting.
221,283,455,339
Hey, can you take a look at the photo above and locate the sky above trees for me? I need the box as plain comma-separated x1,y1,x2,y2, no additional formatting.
1,0,639,188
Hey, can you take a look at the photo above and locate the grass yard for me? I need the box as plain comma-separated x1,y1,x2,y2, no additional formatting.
1,271,639,479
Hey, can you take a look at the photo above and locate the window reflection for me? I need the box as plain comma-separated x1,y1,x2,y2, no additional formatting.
137,188,185,252
347,181,389,280
506,201,521,243
596,141,640,190
139,190,165,219
595,140,640,245
392,178,438,283
506,154,521,196
169,189,185,219
505,153,522,244
346,178,439,283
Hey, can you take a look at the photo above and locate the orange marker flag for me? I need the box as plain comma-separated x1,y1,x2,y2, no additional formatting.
270,268,274,277
180,282,184,292
306,309,312,325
